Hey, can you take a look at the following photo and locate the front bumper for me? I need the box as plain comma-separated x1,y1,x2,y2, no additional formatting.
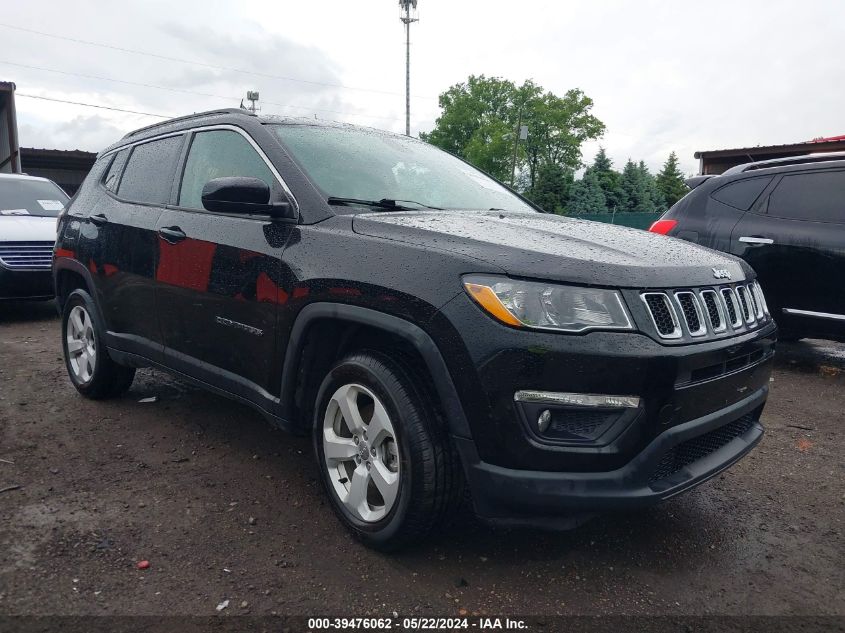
0,266,54,300
456,385,766,528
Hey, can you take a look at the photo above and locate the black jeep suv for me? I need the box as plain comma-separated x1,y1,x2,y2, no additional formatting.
650,153,845,342
54,109,776,549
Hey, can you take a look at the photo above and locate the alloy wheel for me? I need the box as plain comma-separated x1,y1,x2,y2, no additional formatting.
322,383,401,523
66,305,97,384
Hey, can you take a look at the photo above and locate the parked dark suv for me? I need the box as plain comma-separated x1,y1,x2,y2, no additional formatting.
651,153,845,342
54,109,776,549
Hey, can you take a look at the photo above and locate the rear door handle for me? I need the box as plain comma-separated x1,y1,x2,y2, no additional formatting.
738,236,774,246
89,214,108,225
158,226,187,244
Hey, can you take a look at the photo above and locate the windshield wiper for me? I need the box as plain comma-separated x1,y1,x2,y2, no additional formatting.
327,197,442,211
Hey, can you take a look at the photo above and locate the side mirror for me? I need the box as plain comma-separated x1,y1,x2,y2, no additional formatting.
201,177,297,220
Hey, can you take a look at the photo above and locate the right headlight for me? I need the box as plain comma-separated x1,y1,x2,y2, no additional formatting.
462,275,634,333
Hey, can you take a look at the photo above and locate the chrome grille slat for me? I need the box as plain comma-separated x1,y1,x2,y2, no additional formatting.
700,290,726,333
736,286,755,324
641,293,682,339
674,291,706,336
643,282,769,340
0,241,55,271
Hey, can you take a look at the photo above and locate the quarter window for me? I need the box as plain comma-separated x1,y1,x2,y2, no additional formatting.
767,171,845,222
102,148,129,192
710,177,772,211
178,130,276,210
117,135,184,205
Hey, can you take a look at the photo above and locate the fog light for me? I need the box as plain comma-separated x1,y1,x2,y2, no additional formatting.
538,409,552,433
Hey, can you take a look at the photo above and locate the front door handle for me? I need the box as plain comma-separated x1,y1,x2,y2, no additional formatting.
158,226,187,244
738,236,774,246
89,214,108,225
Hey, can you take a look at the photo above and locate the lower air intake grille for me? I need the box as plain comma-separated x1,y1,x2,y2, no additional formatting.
649,414,756,484
0,242,54,270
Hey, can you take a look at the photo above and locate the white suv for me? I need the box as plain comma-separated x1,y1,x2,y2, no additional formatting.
0,173,68,300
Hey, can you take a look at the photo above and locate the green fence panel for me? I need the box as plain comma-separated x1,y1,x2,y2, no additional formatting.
569,212,662,231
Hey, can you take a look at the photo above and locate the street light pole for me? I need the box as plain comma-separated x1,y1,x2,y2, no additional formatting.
399,1,418,137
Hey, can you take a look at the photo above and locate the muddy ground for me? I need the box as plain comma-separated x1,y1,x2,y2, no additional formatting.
0,300,843,617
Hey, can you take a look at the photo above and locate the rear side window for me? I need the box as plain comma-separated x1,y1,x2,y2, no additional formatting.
102,148,130,192
710,176,772,210
178,130,276,210
117,135,184,205
767,171,845,222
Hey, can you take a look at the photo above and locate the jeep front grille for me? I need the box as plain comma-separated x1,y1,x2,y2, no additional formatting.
642,282,771,340
0,242,54,271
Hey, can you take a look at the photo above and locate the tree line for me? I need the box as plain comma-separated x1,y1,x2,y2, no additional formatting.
421,75,689,215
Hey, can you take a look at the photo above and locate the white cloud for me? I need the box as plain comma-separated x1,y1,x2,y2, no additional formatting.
2,0,844,174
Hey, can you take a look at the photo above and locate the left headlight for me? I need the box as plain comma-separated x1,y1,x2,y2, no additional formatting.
463,275,634,333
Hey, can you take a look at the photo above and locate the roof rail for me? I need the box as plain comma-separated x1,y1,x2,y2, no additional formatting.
122,108,256,140
723,151,845,176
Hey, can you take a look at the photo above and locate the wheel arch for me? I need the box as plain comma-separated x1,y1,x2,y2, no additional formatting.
54,258,97,314
280,303,472,440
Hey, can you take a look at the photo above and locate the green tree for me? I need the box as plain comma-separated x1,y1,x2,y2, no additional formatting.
525,163,573,213
568,169,607,214
421,75,604,186
639,161,666,213
656,151,689,208
588,147,627,212
620,160,664,213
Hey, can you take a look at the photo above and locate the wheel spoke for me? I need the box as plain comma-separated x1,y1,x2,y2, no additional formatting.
67,339,84,353
345,465,370,519
323,431,358,462
335,385,365,435
371,460,399,509
70,310,84,335
367,400,393,446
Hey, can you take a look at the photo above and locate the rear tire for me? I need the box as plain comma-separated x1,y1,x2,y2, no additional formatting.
61,289,135,399
313,350,462,551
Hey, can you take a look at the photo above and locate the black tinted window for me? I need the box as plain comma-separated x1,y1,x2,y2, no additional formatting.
179,130,275,210
117,135,183,204
711,176,772,210
768,171,845,222
102,149,130,192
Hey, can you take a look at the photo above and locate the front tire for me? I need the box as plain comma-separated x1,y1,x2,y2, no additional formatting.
313,351,462,550
61,289,135,399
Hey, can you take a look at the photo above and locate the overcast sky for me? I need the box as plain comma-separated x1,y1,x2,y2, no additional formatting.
3,0,844,176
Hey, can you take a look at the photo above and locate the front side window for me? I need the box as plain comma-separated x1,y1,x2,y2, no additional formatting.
117,135,184,205
178,130,276,210
272,124,534,213
0,178,69,217
767,171,845,222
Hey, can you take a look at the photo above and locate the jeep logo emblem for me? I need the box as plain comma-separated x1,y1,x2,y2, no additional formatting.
712,268,732,280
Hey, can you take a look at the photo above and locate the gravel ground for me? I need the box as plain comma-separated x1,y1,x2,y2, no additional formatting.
0,300,843,617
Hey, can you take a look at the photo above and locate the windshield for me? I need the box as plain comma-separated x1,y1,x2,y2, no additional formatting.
0,179,69,218
272,124,535,213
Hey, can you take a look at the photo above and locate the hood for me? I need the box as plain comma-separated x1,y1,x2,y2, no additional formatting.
352,210,751,288
0,215,58,243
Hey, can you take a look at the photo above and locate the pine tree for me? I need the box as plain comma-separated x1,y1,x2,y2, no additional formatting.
589,148,628,212
656,152,689,208
639,161,666,213
526,163,573,213
568,169,607,214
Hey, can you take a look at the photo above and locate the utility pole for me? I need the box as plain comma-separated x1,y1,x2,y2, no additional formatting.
399,1,418,136
510,110,528,188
